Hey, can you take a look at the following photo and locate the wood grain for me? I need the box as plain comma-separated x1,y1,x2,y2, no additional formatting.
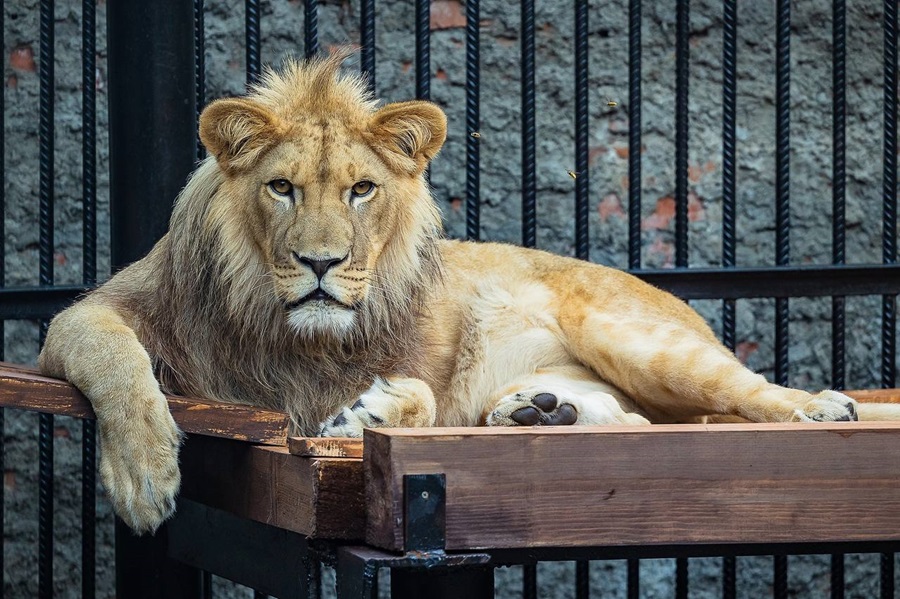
288,437,364,458
847,388,900,404
365,423,900,552
180,435,364,539
0,362,290,445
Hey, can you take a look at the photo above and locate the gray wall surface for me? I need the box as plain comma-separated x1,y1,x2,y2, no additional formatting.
2,0,899,596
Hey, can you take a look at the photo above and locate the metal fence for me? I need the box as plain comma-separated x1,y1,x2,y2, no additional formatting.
0,0,899,597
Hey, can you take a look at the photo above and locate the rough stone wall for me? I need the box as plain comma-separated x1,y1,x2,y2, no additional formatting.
2,0,899,597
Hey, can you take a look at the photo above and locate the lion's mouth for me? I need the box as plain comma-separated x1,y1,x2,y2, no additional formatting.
286,288,343,309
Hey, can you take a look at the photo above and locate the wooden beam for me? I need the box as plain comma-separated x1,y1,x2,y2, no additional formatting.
365,423,900,552
846,388,900,404
180,435,364,540
0,362,290,445
288,436,364,458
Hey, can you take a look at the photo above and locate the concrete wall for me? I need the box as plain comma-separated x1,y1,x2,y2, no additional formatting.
2,0,898,596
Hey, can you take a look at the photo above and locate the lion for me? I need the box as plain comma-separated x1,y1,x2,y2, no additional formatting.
37,51,899,534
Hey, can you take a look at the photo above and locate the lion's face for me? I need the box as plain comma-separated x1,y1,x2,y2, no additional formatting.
197,58,446,339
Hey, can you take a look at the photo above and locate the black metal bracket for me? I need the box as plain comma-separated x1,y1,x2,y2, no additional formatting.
335,545,491,599
403,473,446,553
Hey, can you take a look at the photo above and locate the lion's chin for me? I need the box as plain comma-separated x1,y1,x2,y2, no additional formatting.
286,302,357,338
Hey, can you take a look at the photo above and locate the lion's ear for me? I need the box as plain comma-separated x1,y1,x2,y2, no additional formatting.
199,98,281,172
369,101,447,174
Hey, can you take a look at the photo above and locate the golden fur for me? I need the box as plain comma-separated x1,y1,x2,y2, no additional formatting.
38,52,899,533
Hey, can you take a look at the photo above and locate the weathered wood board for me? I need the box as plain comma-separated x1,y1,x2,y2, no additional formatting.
180,435,364,540
365,423,900,552
289,436,364,458
0,362,290,445
848,388,900,403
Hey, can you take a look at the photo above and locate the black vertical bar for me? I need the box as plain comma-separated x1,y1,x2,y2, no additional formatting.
0,0,5,591
831,0,846,391
722,556,736,599
201,572,212,599
245,0,261,86
627,0,641,269
627,0,644,580
575,561,589,599
774,0,791,389
627,559,639,599
721,0,737,354
108,0,200,268
82,0,98,596
831,554,844,599
195,0,206,160
465,0,480,241
108,0,202,594
305,0,319,58
416,0,430,100
38,1,55,597
361,0,376,90
774,5,791,599
674,0,689,267
521,0,536,248
523,564,537,599
881,0,897,595
830,1,846,593
574,0,589,260
675,557,688,599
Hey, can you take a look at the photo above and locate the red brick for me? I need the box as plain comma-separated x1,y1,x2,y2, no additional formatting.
10,45,35,73
688,192,706,222
735,341,759,364
431,0,466,30
598,194,624,221
641,196,675,231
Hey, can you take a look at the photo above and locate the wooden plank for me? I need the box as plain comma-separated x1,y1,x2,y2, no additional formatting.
180,435,364,540
365,423,900,552
0,362,290,445
847,388,900,404
288,436,364,458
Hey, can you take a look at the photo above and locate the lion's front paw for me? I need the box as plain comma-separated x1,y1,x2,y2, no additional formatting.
318,378,394,437
97,403,183,534
793,390,858,422
318,376,437,437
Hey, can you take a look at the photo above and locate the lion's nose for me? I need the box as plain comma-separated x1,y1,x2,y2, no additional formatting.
293,253,347,280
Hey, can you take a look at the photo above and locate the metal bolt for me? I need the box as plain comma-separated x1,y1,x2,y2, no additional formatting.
421,491,429,500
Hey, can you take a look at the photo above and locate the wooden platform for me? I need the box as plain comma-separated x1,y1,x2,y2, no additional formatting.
365,423,900,551
3,363,900,551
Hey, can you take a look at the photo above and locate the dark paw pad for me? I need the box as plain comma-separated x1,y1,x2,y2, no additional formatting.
532,393,558,411
511,406,541,425
548,403,578,425
510,393,578,426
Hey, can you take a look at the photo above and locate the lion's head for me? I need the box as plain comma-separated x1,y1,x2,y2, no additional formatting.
173,51,446,344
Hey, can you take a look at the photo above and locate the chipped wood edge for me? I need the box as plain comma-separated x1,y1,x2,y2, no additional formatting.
288,436,364,458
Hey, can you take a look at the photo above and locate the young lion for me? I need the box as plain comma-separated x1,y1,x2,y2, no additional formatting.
38,52,894,534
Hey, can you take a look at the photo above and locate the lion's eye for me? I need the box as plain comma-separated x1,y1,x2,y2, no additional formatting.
351,181,375,198
268,179,293,196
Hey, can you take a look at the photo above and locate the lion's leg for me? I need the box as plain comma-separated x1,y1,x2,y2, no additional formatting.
318,376,437,437
559,309,857,423
484,366,651,427
38,300,182,534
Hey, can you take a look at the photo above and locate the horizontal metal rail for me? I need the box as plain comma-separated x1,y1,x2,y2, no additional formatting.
1,263,898,322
